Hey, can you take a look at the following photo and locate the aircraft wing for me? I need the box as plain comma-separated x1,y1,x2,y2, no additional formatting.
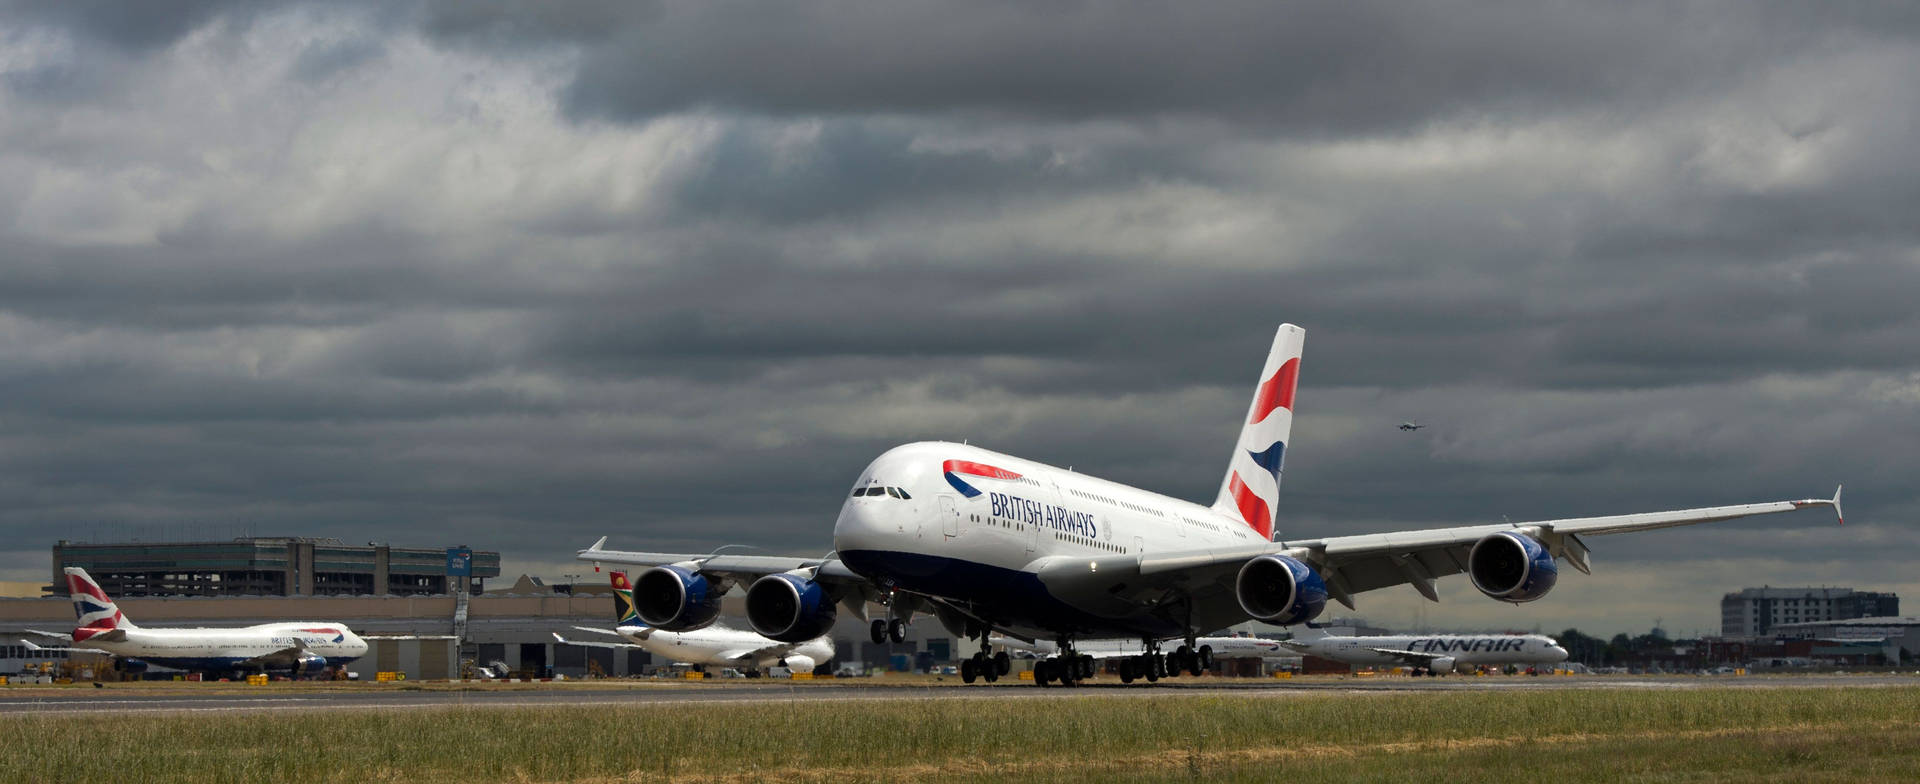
573,624,655,641
1034,489,1842,623
23,629,73,642
729,643,802,663
1364,647,1451,666
361,634,459,641
21,638,112,655
552,632,640,650
577,538,867,584
576,537,888,618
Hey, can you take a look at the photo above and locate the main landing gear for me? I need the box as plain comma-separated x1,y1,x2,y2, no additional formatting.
1113,638,1213,685
868,617,907,645
959,620,1010,684
1033,650,1094,687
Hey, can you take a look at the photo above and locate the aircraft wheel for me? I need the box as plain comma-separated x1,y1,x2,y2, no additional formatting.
994,651,1011,676
960,659,978,684
1186,652,1203,677
870,619,888,645
1080,655,1094,680
1143,656,1160,682
1198,645,1214,670
1119,660,1135,683
1035,659,1053,686
887,618,907,643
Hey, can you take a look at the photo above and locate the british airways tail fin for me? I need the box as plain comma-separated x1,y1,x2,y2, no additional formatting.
65,566,137,640
1212,324,1304,541
609,571,643,627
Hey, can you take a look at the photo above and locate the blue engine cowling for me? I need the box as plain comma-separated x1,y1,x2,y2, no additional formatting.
288,652,329,678
1468,531,1558,603
112,658,149,674
744,573,837,643
1234,554,1328,626
633,564,724,631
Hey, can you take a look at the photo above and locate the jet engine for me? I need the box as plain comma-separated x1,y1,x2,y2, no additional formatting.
1235,554,1328,626
745,572,837,643
632,564,724,631
1468,531,1558,603
288,652,329,678
112,658,149,674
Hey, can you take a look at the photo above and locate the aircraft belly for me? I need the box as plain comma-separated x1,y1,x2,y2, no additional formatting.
841,548,1190,639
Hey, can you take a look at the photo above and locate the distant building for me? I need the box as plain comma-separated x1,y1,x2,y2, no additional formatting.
1721,587,1899,638
51,538,501,597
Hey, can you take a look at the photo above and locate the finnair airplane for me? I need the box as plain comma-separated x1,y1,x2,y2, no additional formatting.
551,571,834,677
580,324,1841,687
1279,626,1567,675
27,567,368,678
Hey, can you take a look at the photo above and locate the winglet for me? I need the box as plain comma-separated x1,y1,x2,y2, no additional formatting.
1833,485,1844,526
586,536,607,552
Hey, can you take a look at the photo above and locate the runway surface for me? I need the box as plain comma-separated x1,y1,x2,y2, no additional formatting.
3,674,1912,716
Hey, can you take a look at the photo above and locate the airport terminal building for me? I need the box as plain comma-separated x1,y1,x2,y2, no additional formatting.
1719,587,1899,638
49,538,502,597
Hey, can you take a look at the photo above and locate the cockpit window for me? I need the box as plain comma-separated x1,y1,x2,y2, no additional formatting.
895,488,911,499
886,487,902,499
864,486,888,496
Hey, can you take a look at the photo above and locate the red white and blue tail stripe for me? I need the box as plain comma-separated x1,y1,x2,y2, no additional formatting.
66,566,136,641
1213,325,1305,541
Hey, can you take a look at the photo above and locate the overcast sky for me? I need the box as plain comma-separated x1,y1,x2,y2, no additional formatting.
2,1,1915,637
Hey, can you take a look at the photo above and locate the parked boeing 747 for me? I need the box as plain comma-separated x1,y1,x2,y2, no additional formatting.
27,567,367,679
551,571,834,677
580,324,1841,687
1278,626,1567,675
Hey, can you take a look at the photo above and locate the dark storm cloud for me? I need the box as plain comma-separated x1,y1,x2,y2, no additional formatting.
1,2,1917,634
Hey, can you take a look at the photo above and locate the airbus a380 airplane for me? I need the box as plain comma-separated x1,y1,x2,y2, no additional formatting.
1279,626,1567,675
552,571,834,677
28,567,368,678
581,325,1842,687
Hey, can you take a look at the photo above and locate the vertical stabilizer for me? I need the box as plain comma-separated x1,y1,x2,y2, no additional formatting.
1212,324,1305,541
65,566,137,640
609,571,642,626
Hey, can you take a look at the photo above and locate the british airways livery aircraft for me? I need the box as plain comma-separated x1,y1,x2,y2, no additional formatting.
29,567,368,678
581,325,1842,687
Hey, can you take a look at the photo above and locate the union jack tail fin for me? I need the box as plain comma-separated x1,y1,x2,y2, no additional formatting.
609,571,642,626
1212,324,1305,541
66,566,137,641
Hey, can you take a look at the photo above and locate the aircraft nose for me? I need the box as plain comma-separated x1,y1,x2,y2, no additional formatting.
832,496,889,552
1550,645,1569,661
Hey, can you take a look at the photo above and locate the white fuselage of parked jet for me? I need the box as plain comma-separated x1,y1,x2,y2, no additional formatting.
1281,631,1568,672
563,624,834,674
50,623,369,673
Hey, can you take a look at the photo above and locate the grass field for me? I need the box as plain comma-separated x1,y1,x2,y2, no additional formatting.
5,685,1917,783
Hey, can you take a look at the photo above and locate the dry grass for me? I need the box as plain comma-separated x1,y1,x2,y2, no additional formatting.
3,685,1916,783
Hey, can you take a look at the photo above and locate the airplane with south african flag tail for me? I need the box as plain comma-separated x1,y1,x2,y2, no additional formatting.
580,324,1844,687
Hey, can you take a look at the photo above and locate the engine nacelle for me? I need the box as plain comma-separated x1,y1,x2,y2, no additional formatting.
112,658,149,674
1468,531,1558,603
746,573,838,643
1235,554,1328,626
1429,656,1457,674
289,652,329,678
632,564,725,631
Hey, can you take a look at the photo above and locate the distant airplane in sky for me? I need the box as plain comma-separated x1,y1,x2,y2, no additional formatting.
1278,626,1567,675
581,324,1842,687
1399,420,1425,431
27,567,366,679
551,571,834,677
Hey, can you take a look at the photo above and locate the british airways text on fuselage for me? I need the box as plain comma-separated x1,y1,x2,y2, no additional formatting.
988,491,1098,538
1407,638,1530,653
